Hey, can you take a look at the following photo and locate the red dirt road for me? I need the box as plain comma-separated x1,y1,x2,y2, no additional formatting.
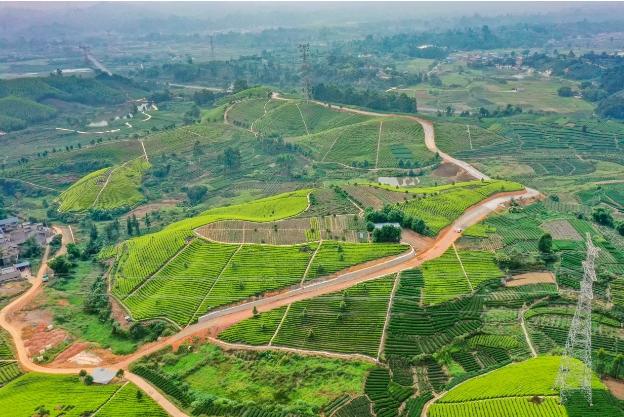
0,96,541,417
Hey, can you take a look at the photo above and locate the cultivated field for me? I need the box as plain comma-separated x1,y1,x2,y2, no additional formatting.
57,156,149,212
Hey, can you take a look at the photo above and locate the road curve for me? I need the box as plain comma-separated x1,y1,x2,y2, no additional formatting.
272,93,490,180
0,95,540,417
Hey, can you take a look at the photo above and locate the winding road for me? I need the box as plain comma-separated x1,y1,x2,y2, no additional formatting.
0,94,540,417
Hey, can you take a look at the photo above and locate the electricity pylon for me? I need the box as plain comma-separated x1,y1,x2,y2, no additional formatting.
555,233,599,406
298,43,311,99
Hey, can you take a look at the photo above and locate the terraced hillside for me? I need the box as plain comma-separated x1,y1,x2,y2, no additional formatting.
227,98,437,168
110,189,409,326
0,373,167,417
343,179,524,235
428,356,624,417
57,156,150,212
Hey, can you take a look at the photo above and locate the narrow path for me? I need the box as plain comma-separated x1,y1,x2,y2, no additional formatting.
300,241,322,284
268,303,291,346
295,103,310,136
520,304,538,358
377,272,400,361
466,124,473,150
140,140,149,163
91,159,134,209
375,121,383,169
124,239,195,300
452,243,473,291
91,382,127,416
189,244,243,325
0,177,59,192
207,337,377,364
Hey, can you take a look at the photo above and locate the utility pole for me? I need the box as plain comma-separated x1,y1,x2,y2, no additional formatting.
298,43,311,99
555,233,599,406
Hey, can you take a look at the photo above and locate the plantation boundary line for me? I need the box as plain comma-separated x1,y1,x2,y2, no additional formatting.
377,272,400,361
207,336,378,364
0,177,59,192
123,238,196,300
90,381,128,417
300,241,322,284
452,243,473,291
189,244,243,324
375,121,383,169
268,303,291,346
321,131,342,162
329,395,357,417
91,158,136,209
295,102,310,136
140,139,149,163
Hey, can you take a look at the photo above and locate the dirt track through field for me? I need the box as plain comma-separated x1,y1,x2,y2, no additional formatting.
0,92,541,417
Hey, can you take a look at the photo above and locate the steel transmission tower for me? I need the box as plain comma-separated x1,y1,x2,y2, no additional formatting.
298,43,311,99
555,233,600,406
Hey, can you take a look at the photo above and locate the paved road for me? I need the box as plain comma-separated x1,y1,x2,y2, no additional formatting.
0,95,540,417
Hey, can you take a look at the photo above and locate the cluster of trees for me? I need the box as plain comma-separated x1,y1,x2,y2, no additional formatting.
592,207,624,236
365,205,429,235
476,104,523,118
219,147,242,173
186,185,208,205
311,83,417,113
126,214,142,236
371,224,401,243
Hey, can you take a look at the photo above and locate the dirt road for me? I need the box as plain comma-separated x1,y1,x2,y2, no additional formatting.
0,95,540,417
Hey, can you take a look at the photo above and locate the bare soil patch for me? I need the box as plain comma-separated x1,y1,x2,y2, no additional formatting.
506,272,556,287
432,162,474,182
541,219,582,241
197,214,365,245
0,280,31,301
604,377,624,400
401,229,434,254
125,199,180,218
342,184,411,210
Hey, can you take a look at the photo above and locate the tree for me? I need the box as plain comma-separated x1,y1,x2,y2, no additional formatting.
252,306,259,317
538,233,553,253
557,86,574,97
221,147,241,172
186,185,208,205
372,225,401,243
136,389,143,400
48,255,72,275
79,369,87,377
66,243,81,260
233,79,248,93
592,207,614,227
84,375,94,385
617,222,624,237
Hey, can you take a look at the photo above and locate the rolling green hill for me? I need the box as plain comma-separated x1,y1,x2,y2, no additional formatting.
57,156,150,213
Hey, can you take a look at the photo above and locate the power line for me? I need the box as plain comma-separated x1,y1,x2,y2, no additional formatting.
555,233,600,406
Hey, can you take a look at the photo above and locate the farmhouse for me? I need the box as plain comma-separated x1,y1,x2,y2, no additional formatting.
0,217,53,265
0,266,20,282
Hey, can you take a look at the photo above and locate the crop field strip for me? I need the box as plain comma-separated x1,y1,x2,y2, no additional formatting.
123,239,240,326
384,269,484,357
219,275,396,357
428,356,623,417
57,156,150,212
196,214,365,245
421,248,502,305
0,373,167,417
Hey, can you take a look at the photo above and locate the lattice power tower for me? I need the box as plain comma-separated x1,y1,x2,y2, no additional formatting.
555,233,600,406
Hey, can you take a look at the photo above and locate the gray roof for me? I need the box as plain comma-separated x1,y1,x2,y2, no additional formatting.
0,217,18,227
91,368,117,384
373,222,401,229
14,261,30,268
